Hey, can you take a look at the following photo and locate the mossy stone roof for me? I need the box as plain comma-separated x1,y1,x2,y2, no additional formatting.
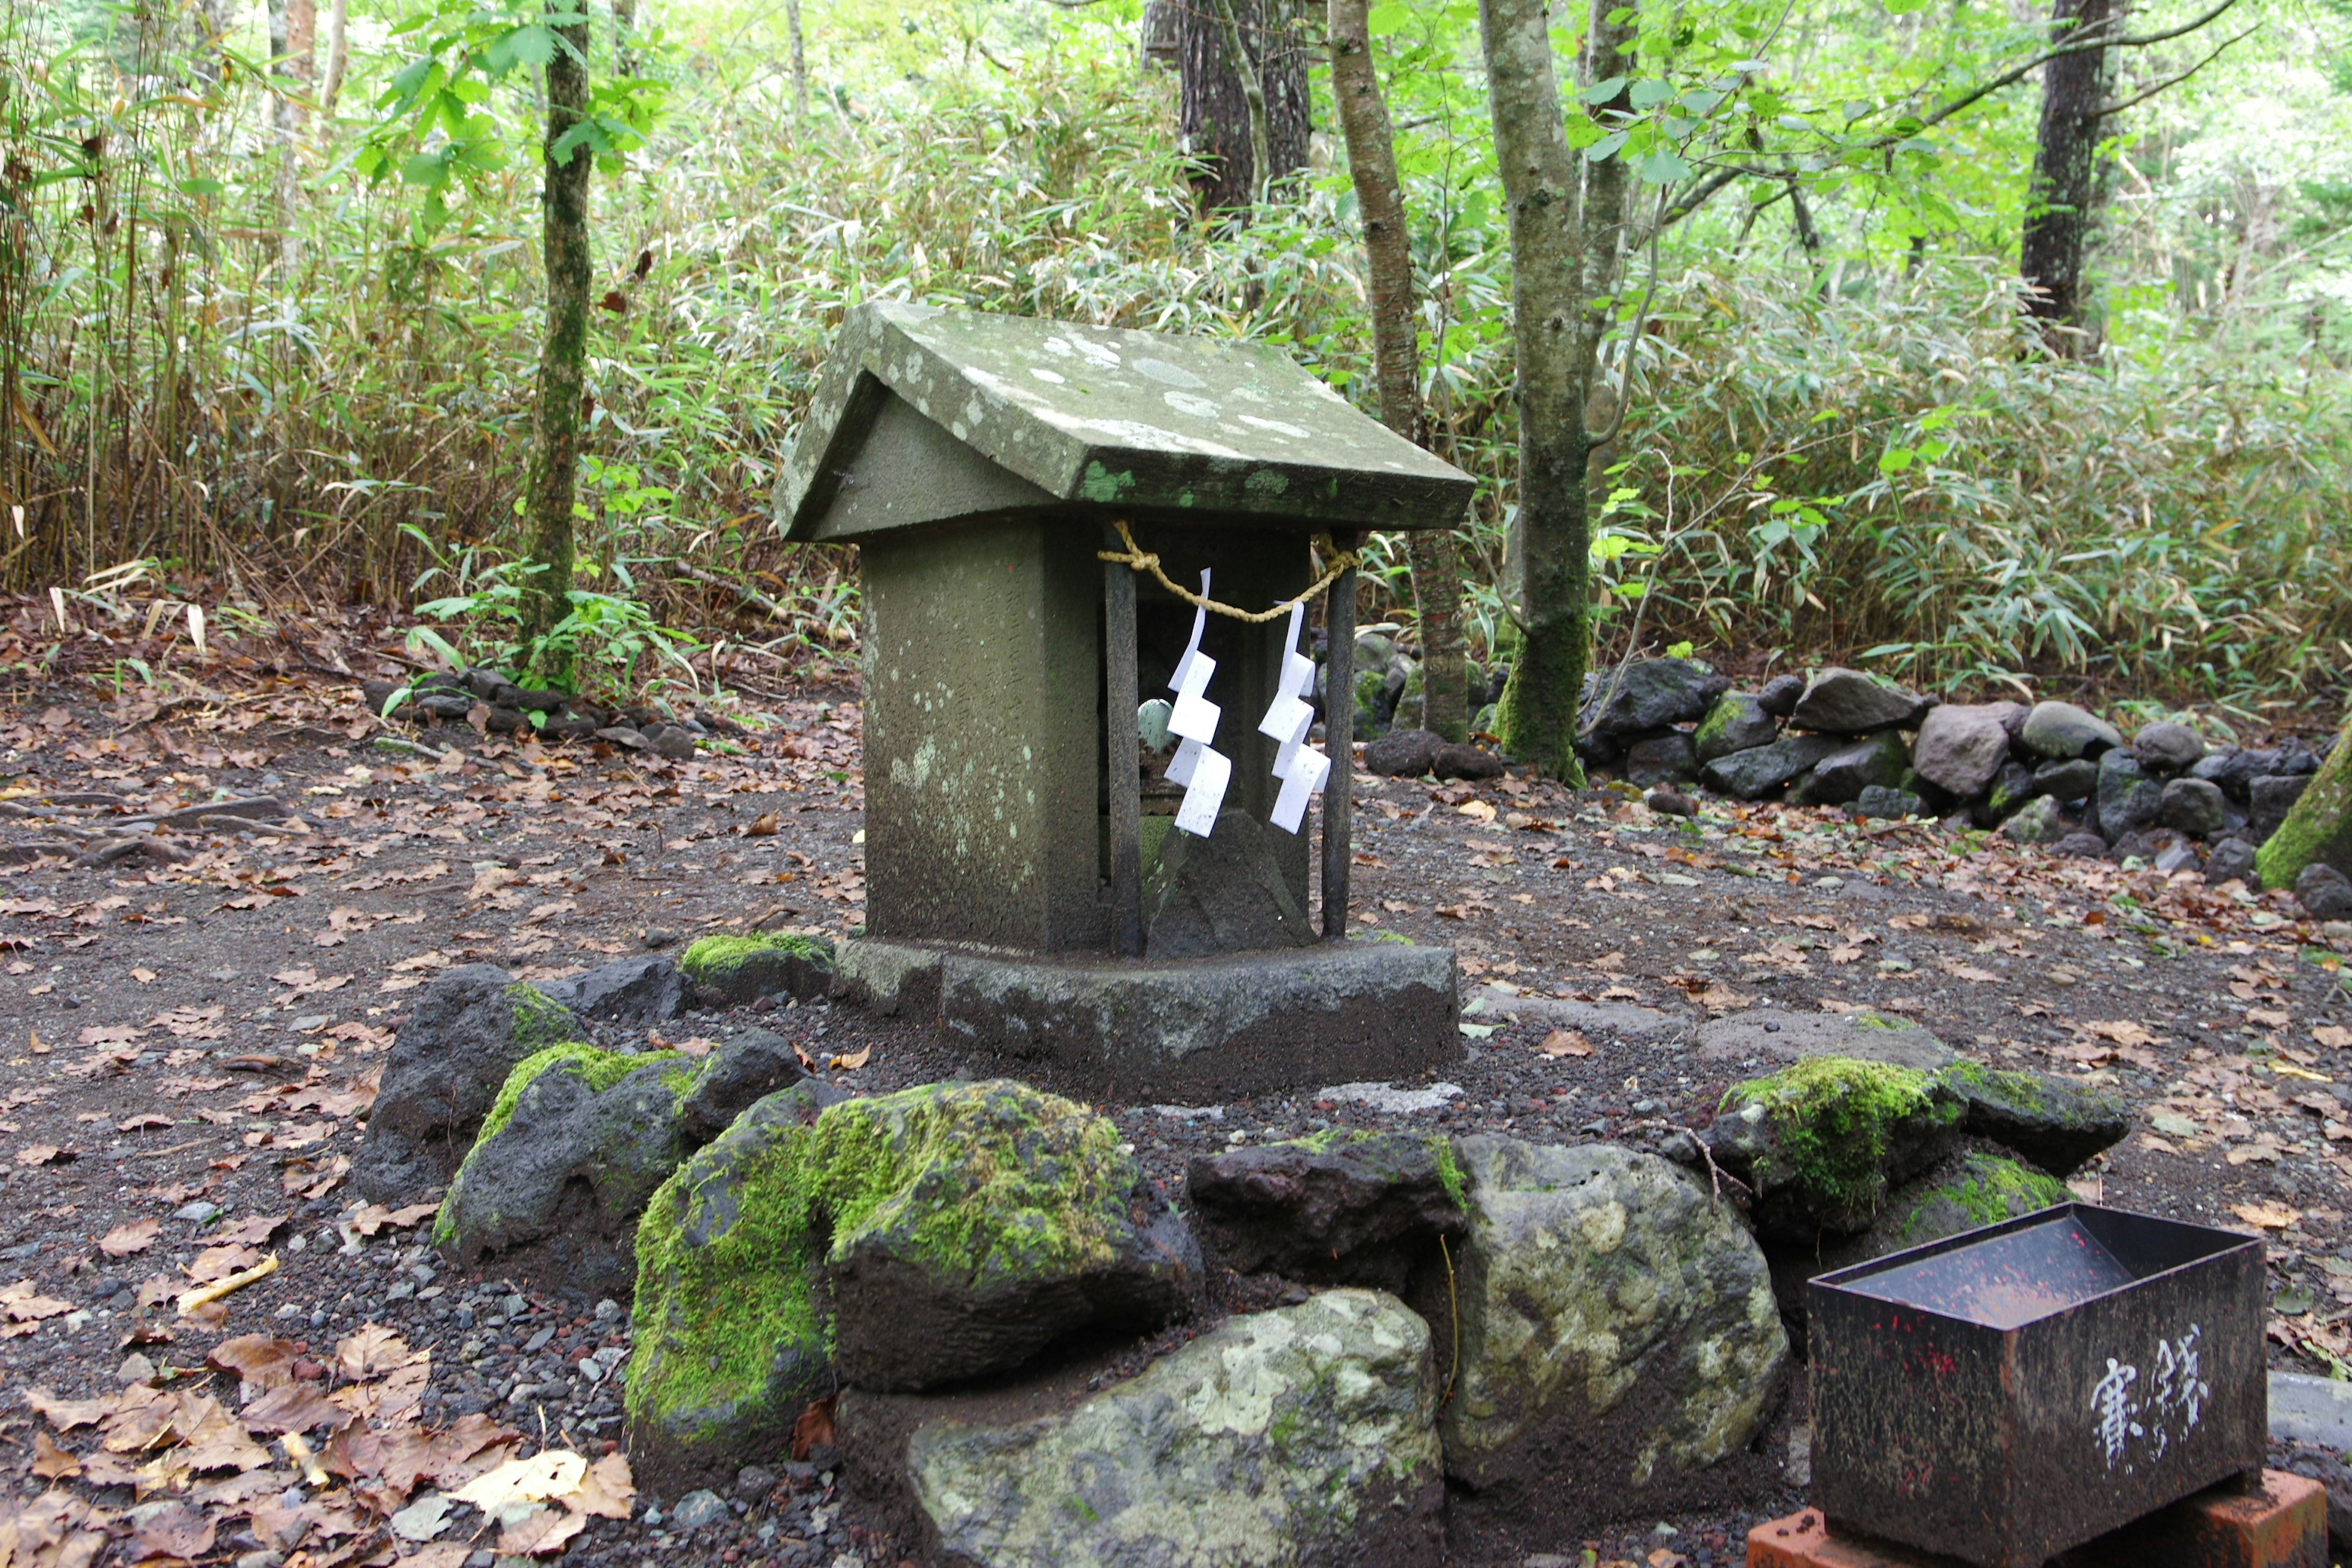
775,303,1476,541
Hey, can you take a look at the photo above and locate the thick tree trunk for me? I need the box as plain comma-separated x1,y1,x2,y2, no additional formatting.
1478,0,1634,778
519,16,594,679
2021,0,2114,351
1141,0,1182,69
613,0,638,78
785,0,810,120
1208,0,1275,206
1329,0,1466,743
1176,0,1309,214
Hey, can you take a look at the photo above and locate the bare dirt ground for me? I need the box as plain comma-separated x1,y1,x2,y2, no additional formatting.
0,633,2346,1568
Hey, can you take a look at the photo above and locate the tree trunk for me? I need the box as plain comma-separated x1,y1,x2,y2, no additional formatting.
1477,0,1634,778
270,0,314,271
1176,0,1309,214
1328,0,1466,743
1208,0,1274,206
519,14,594,680
1140,0,1182,69
2021,0,2114,351
613,0,638,78
320,0,349,117
786,0,810,121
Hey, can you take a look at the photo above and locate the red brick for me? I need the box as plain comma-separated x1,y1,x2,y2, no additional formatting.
1746,1471,2329,1568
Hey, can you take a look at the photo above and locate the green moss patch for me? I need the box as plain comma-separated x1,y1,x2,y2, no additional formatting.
505,982,581,1052
1891,1149,2071,1246
813,1080,1137,1286
680,931,831,980
2257,729,2352,889
627,1091,828,1446
1724,1057,1962,1221
478,1043,681,1145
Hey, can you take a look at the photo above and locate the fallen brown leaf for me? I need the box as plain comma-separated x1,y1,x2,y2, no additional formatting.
2230,1202,2301,1231
100,1218,162,1257
1539,1028,1594,1058
499,1505,587,1557
31,1429,80,1479
15,1144,72,1166
563,1450,635,1519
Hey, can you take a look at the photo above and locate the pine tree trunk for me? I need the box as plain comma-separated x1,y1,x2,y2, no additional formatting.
1328,0,1466,743
1478,0,1634,779
1176,0,1310,214
519,15,594,680
2021,0,2113,352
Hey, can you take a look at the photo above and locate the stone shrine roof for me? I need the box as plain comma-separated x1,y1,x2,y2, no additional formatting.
775,303,1475,540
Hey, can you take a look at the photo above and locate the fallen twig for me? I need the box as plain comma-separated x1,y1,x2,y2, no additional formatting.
177,1253,279,1315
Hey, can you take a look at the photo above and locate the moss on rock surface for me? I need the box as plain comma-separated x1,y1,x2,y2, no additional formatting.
1719,1057,1964,1235
2256,726,2352,891
627,1086,832,1492
1936,1061,2127,1176
476,1043,680,1147
627,1079,1197,1487
1825,1142,2075,1271
680,932,835,1006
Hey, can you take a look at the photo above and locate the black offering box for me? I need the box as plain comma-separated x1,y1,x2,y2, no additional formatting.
1809,1204,2265,1568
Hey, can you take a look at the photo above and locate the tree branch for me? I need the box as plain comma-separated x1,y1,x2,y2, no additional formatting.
2094,26,2253,118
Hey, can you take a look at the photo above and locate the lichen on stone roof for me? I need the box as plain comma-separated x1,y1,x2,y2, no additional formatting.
776,303,1475,539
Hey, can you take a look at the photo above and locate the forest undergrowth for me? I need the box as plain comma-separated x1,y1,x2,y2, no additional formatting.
6,1,2351,723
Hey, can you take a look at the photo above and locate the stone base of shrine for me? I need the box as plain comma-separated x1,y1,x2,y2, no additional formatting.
832,935,1461,1101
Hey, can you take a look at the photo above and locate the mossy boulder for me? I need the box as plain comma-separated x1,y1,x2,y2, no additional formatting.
627,1079,1198,1490
1693,690,1779,764
1440,1137,1787,1551
1711,1057,1964,1238
819,1080,1199,1390
353,964,587,1204
1938,1062,2128,1177
434,1031,810,1297
2257,725,2352,892
1825,1140,2073,1273
680,931,835,1007
1185,1129,1466,1291
872,1289,1444,1568
627,1084,835,1496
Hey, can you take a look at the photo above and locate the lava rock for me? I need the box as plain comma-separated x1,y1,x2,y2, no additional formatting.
1693,692,1779,764
1644,788,1697,818
1581,658,1730,739
1910,703,2022,797
1852,784,1924,821
1697,734,1845,801
2155,840,2201,873
2256,736,2352,892
535,955,690,1030
2096,750,2165,842
2206,838,2261,886
435,1034,812,1296
642,724,699,761
1363,728,1442,777
2032,756,2102,803
1795,732,1910,806
1708,1058,1966,1238
1999,795,2066,845
1975,760,2041,827
1142,809,1317,959
353,967,587,1204
626,1087,834,1494
1431,742,1507,782
1624,730,1700,788
2252,775,2312,841
818,1081,1199,1391
2299,864,2352,920
1939,1063,2129,1177
865,1289,1444,1568
1186,1131,1466,1291
1439,1137,1787,1551
2053,831,2113,859
1818,1140,2074,1278
2019,700,2123,761
2159,777,2233,839
2133,722,2207,774
1788,668,1931,735
1755,673,1807,718
679,932,835,1007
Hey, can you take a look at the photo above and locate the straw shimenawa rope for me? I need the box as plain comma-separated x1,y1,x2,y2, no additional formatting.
1096,518,1359,624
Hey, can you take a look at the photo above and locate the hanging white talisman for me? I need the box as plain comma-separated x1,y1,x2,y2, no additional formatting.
1164,569,1229,836
1259,599,1330,834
